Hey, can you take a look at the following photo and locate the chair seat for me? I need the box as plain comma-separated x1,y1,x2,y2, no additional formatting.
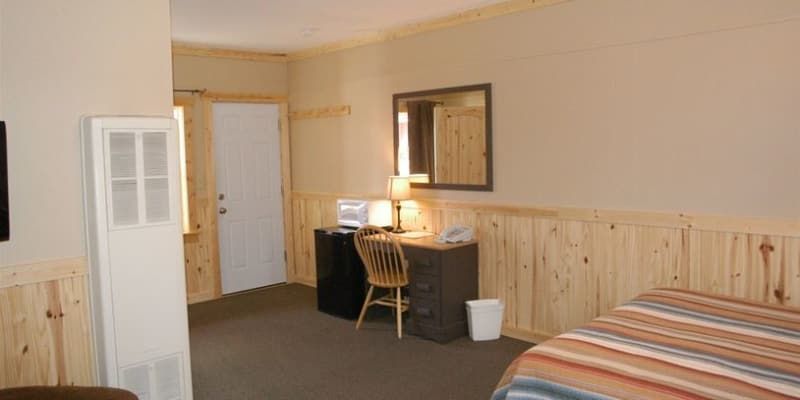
367,272,408,288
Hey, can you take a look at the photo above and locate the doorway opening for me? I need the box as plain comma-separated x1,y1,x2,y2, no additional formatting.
174,93,293,303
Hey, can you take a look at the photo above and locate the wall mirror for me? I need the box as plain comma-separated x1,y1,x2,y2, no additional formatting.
393,83,492,191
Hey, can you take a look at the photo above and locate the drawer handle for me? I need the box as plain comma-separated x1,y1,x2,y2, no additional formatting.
416,259,432,267
415,307,432,317
415,283,432,292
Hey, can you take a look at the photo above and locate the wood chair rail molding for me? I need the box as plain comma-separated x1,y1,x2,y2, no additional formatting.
291,191,800,237
0,256,87,288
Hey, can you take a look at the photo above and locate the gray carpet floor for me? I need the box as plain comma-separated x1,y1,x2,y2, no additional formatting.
188,284,531,400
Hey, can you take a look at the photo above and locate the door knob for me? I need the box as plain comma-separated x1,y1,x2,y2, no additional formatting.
219,207,227,215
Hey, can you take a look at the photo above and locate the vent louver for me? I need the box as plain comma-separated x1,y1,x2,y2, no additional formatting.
143,132,168,176
111,180,139,226
106,130,173,228
154,355,183,400
119,354,183,400
121,364,151,400
145,178,170,223
109,132,136,178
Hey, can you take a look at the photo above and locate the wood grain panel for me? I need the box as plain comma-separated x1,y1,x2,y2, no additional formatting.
183,197,216,304
689,231,800,305
174,96,197,234
291,191,800,341
279,103,295,285
0,259,94,388
289,105,350,121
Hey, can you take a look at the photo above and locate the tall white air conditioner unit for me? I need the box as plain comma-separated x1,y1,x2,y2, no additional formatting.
81,116,193,400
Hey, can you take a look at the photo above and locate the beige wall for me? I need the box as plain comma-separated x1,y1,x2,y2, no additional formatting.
171,55,288,193
288,0,800,219
172,55,287,94
0,0,174,266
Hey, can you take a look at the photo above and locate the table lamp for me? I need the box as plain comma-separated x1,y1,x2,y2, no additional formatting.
387,175,411,233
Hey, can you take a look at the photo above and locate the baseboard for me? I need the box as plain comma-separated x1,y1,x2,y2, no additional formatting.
501,326,552,344
187,290,216,304
293,276,316,288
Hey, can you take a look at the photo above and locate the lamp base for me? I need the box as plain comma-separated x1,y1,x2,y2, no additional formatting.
394,202,406,234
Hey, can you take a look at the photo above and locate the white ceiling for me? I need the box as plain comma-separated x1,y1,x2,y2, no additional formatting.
170,0,509,53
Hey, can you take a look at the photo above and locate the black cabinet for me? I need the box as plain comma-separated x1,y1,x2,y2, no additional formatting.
314,227,366,320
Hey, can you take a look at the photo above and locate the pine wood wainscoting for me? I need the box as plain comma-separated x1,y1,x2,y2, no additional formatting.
182,195,217,304
290,191,800,342
0,257,95,388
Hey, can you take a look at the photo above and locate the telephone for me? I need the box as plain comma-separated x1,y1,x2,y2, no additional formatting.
436,224,475,244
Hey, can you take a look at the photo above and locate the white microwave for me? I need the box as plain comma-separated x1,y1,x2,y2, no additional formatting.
337,199,369,228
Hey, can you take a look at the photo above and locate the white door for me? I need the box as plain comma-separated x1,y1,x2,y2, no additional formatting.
213,102,286,294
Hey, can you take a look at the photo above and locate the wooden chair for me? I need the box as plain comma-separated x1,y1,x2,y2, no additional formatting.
353,225,410,338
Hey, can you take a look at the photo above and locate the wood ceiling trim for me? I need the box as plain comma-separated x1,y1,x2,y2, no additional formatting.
171,0,569,63
286,0,570,61
172,43,288,63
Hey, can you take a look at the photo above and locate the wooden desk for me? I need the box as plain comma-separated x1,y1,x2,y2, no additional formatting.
393,234,478,343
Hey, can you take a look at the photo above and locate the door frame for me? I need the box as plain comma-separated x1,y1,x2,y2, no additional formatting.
201,92,295,298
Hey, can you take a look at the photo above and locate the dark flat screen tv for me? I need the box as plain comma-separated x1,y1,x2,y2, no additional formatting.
0,121,7,241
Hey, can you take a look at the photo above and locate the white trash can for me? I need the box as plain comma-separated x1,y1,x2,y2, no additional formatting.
465,299,504,341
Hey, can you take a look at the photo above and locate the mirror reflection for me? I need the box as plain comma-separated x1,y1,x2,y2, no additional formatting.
394,84,492,191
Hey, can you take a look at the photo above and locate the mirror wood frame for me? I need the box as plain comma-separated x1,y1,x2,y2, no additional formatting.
392,83,493,191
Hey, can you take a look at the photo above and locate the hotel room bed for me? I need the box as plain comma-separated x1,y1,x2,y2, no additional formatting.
492,288,800,400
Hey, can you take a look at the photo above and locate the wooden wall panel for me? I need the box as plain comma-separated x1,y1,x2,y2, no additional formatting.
183,197,216,304
0,258,94,388
291,191,800,341
689,231,800,305
288,197,339,287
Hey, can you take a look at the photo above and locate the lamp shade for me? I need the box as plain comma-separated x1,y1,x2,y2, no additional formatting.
387,175,411,201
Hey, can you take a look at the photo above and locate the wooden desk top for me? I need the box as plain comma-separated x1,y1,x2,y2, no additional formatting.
390,233,477,251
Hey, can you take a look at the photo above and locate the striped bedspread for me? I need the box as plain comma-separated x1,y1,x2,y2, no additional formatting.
492,289,800,399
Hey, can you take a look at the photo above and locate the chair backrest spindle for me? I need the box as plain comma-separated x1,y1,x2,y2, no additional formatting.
354,226,408,288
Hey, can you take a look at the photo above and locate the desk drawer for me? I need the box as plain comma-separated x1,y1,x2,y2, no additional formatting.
409,273,439,300
404,247,441,275
410,298,441,325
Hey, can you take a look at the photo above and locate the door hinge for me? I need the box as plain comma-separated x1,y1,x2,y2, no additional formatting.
283,250,287,262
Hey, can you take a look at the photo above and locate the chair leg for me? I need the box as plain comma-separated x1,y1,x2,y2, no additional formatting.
396,287,403,339
356,285,374,330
